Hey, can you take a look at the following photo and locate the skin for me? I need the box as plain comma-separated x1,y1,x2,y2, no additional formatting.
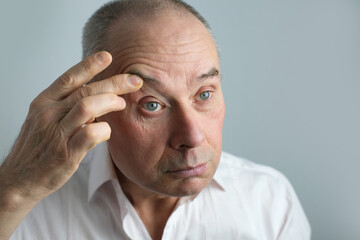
0,8,225,240
0,52,143,239
98,10,225,239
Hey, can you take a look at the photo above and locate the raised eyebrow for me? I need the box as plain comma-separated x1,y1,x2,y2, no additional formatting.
197,67,221,82
127,70,160,86
128,68,220,86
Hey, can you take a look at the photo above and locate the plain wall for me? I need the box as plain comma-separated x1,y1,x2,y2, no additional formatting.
0,0,359,239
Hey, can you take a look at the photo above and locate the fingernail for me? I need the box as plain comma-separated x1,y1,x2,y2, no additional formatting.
128,75,143,87
96,52,107,63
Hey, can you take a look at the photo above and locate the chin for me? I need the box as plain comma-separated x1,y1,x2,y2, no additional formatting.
155,176,212,197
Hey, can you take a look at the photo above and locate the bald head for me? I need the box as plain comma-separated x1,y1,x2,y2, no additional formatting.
82,0,211,59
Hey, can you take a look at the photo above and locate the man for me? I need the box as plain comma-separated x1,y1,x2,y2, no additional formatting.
0,0,310,239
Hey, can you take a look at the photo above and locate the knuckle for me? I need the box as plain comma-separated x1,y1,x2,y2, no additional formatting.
29,95,49,112
111,75,125,89
82,126,99,141
58,71,77,87
29,96,63,117
29,98,40,112
77,85,94,99
118,75,131,90
76,98,93,117
81,58,94,74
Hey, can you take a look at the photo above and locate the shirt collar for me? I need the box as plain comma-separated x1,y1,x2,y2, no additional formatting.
85,142,227,201
211,152,228,191
86,142,117,202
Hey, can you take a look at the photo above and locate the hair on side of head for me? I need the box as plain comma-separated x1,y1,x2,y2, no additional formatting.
82,0,211,60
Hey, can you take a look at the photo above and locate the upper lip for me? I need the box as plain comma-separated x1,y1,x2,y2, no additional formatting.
167,162,207,172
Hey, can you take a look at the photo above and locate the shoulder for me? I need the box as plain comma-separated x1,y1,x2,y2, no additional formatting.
216,151,293,193
215,152,296,217
214,152,311,239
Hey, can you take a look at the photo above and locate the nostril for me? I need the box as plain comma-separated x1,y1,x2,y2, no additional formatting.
169,110,206,150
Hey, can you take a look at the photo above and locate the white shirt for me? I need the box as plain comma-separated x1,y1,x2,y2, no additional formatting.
11,142,311,240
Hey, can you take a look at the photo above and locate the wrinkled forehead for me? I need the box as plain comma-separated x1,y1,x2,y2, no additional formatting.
104,9,218,60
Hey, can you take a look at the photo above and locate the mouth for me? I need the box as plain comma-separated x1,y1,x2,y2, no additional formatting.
166,163,208,178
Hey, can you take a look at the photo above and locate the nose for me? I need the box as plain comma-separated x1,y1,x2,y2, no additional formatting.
169,107,205,150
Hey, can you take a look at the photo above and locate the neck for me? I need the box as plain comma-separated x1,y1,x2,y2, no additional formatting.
115,167,179,240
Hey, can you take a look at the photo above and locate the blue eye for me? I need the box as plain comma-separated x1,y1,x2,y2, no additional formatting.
199,91,211,100
144,102,161,112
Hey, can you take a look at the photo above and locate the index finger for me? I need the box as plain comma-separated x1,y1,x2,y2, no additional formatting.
41,51,112,101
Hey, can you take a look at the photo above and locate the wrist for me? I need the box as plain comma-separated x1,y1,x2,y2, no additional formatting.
0,175,39,240
0,169,39,214
0,184,38,214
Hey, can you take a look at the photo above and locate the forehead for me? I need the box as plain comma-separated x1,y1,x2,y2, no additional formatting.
107,10,214,48
104,10,219,86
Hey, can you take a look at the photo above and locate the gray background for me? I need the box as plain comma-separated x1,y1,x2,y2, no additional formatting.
0,0,359,239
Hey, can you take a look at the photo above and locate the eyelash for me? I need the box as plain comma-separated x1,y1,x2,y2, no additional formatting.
196,90,212,102
142,101,163,112
139,90,214,115
139,97,165,116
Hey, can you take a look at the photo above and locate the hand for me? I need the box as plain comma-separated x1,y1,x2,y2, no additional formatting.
0,51,143,204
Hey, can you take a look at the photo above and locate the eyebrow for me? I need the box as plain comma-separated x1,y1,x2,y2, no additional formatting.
127,70,160,87
197,67,220,82
128,67,220,87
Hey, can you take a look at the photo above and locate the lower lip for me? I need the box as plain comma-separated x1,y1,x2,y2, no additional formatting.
167,163,208,178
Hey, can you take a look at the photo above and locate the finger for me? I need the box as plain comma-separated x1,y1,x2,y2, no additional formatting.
60,93,125,136
68,121,111,164
65,73,143,105
41,51,112,101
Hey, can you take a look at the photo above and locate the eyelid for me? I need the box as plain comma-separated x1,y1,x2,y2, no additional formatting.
142,102,162,112
139,85,171,107
196,86,215,97
138,96,166,114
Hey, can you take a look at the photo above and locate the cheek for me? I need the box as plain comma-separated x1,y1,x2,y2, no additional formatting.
206,98,225,148
105,108,169,174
